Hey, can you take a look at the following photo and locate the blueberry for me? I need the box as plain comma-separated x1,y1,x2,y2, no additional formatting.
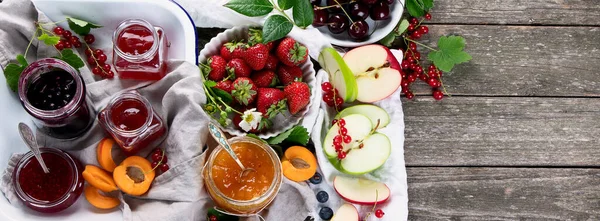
319,207,334,220
316,191,329,203
309,172,322,184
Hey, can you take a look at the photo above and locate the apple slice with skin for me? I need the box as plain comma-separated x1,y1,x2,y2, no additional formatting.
335,104,390,129
331,204,359,221
341,133,391,174
334,176,391,205
323,114,372,158
344,45,402,103
318,47,358,102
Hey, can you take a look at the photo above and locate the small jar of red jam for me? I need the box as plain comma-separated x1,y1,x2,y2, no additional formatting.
98,90,167,155
18,58,96,140
13,148,84,213
112,19,169,80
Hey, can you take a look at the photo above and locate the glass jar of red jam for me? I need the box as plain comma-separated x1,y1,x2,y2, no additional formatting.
98,90,167,155
12,148,84,213
112,19,169,80
18,58,96,140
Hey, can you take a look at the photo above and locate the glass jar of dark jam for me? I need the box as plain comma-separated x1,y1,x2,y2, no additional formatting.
18,58,95,140
98,90,167,155
112,19,169,81
12,148,84,213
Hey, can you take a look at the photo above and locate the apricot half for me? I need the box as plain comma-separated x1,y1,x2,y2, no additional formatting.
281,146,317,182
113,156,155,196
84,185,120,209
97,138,118,172
82,165,118,193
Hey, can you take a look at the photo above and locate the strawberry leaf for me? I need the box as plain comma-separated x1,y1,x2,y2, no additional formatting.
406,0,425,17
213,87,234,104
66,17,102,36
277,0,293,10
204,80,217,88
267,125,309,145
37,33,60,46
427,36,472,72
262,15,293,43
55,49,84,69
224,0,274,17
292,0,313,28
3,63,26,92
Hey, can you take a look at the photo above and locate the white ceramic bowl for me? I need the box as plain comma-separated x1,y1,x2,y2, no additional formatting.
315,0,405,47
198,26,317,139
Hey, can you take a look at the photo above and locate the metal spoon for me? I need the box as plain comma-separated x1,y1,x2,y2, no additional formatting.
207,123,255,179
18,123,50,174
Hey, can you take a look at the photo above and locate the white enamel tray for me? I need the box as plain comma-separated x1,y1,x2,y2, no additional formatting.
0,0,196,220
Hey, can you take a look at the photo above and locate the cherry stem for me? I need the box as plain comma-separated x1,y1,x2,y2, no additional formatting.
404,37,437,52
334,0,355,24
314,0,355,10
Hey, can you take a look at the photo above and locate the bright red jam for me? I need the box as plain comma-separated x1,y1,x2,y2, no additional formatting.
110,99,149,131
18,152,73,201
117,24,154,55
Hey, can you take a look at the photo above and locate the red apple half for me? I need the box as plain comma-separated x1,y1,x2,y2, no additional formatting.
331,203,359,221
343,44,402,103
334,175,390,205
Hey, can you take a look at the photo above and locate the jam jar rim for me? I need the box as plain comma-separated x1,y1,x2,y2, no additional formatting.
113,18,160,62
17,58,85,121
204,136,283,206
12,147,83,208
103,90,154,136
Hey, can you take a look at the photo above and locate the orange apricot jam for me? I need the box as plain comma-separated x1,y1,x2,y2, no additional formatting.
211,142,275,201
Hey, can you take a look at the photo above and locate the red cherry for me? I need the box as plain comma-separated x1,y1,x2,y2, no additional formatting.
159,163,170,172
84,34,95,44
337,151,346,159
62,30,72,39
375,209,385,218
343,135,352,143
53,27,64,35
433,90,444,100
151,152,162,162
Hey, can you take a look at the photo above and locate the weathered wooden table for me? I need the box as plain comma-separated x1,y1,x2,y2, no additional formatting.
197,1,600,219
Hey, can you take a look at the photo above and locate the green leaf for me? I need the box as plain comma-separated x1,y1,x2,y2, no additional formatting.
204,80,217,88
262,15,293,43
66,17,102,36
3,63,25,92
406,0,425,17
56,49,84,69
277,0,293,10
224,0,274,17
267,125,309,145
292,0,314,28
213,88,234,104
16,55,28,66
397,19,410,35
37,33,60,46
427,36,472,72
423,0,434,10
379,31,396,47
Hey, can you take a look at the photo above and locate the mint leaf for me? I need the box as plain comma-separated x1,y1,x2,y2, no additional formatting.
213,88,234,104
406,0,425,17
224,0,274,17
262,15,293,43
292,0,313,28
16,55,28,66
204,80,217,88
397,19,410,35
66,17,102,36
267,125,309,145
4,63,25,92
278,0,293,10
37,33,60,46
423,0,434,10
56,49,84,69
427,36,472,72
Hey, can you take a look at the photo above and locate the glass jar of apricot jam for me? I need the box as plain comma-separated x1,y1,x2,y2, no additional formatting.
203,136,283,215
112,19,169,80
98,90,167,155
18,58,96,140
12,148,84,213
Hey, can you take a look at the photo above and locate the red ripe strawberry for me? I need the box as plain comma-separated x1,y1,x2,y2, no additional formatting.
207,55,227,81
243,43,268,71
220,45,233,61
231,77,258,105
284,82,310,115
231,47,246,59
265,41,275,52
214,80,233,94
226,58,251,78
264,54,279,71
276,37,308,66
277,65,303,86
251,70,278,88
256,88,287,118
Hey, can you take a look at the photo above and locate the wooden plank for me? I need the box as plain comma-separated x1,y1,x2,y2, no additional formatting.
426,0,600,26
403,97,600,167
407,167,600,220
410,25,600,97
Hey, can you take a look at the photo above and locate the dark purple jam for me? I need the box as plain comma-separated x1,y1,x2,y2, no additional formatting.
26,70,76,111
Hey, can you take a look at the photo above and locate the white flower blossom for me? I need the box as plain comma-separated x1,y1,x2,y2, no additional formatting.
238,108,262,132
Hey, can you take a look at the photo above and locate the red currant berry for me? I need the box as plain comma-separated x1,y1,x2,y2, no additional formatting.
55,42,64,50
428,78,441,88
94,49,104,57
429,70,439,78
401,61,410,70
105,71,115,78
152,152,162,162
321,82,333,92
334,97,343,107
412,51,421,60
85,48,93,57
102,64,111,72
343,135,352,143
415,66,423,74
53,27,64,35
401,81,409,89
419,73,429,81
407,74,417,83
63,41,72,48
375,209,385,218
84,34,95,44
338,119,345,126
69,36,79,44
326,99,335,107
334,144,343,151
337,151,346,159
159,163,170,172
406,91,415,100
407,24,415,31
87,56,96,65
411,32,422,39
73,41,82,48
409,42,417,51
409,17,418,25
433,90,444,100
151,161,159,169
62,30,72,39
209,215,218,221
333,135,342,145
97,53,107,63
339,127,348,136
425,12,432,20
331,119,338,125
402,86,410,94
92,67,102,75
420,26,429,34
429,64,437,71
323,93,334,103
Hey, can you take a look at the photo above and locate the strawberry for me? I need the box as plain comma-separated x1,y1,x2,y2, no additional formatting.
220,45,233,61
256,88,287,118
284,82,310,115
265,41,275,52
243,43,269,71
264,54,279,71
226,58,251,78
277,65,303,86
231,46,246,59
214,80,233,94
276,37,309,66
223,41,247,60
207,55,227,81
251,70,278,88
231,77,258,105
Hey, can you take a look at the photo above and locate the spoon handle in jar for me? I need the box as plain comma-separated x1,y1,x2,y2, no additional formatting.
207,123,247,170
18,123,50,173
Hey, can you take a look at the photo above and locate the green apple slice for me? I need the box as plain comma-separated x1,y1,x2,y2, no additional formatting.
335,104,390,129
318,47,358,102
323,114,372,158
341,133,391,175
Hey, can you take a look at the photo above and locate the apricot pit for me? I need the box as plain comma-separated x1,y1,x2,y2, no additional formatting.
113,156,155,196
